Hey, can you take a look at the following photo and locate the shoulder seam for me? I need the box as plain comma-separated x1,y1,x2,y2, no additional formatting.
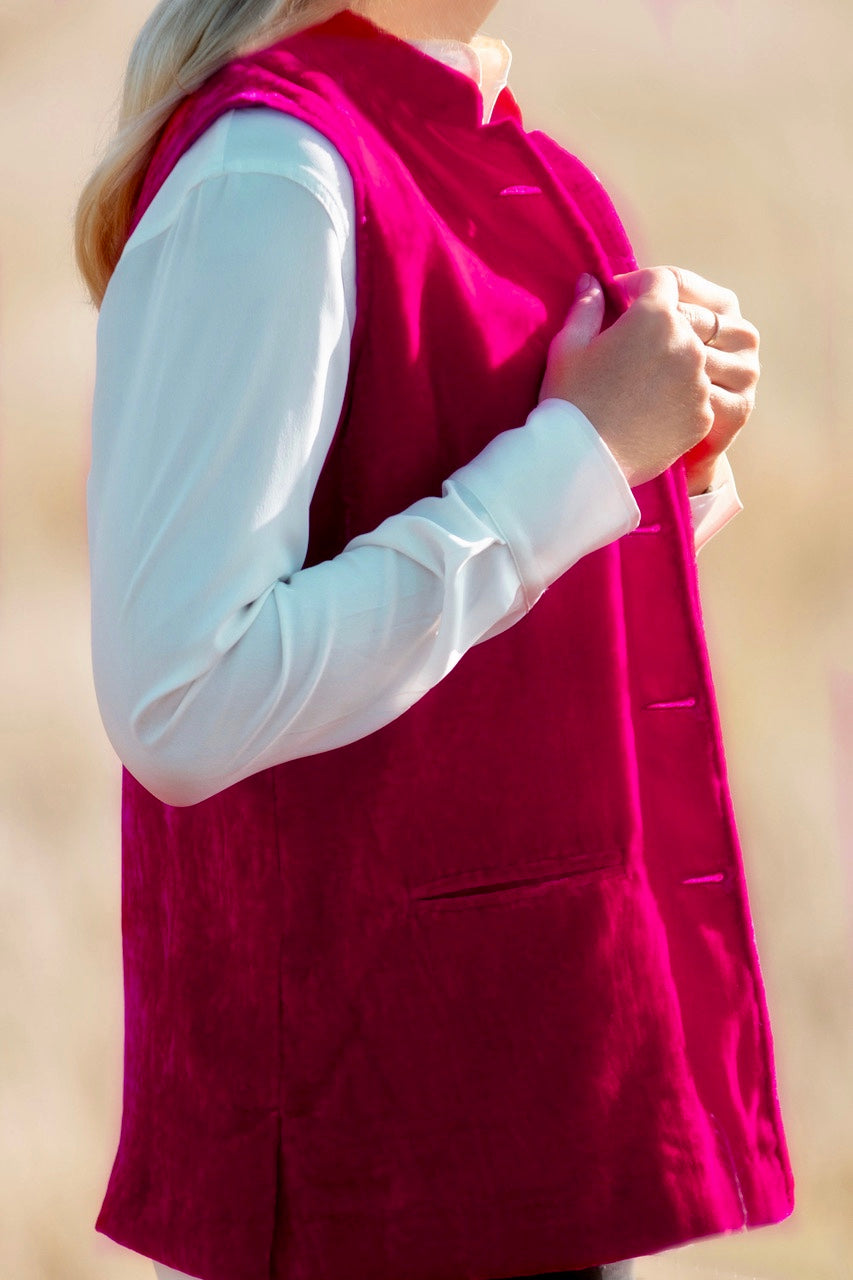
125,164,352,254
221,107,352,241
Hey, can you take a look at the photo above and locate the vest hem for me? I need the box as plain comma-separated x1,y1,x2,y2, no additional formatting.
95,1157,795,1280
267,1180,797,1280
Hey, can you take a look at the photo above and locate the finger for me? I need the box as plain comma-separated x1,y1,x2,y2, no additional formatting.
614,266,741,316
678,305,762,361
708,383,755,449
610,266,678,308
677,303,720,346
558,282,606,349
661,265,742,316
703,346,760,395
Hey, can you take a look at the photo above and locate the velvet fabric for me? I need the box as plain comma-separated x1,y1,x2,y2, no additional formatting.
95,9,795,1280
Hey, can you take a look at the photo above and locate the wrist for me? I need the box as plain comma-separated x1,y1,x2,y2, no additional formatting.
685,454,722,497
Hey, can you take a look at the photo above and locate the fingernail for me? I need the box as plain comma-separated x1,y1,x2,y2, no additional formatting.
575,272,593,296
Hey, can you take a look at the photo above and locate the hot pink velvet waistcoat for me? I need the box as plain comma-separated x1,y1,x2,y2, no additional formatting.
95,9,794,1280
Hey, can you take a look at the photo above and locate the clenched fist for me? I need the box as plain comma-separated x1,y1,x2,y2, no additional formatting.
538,264,760,495
616,265,760,494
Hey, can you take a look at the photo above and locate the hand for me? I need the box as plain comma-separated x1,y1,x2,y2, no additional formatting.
613,265,761,496
538,268,716,490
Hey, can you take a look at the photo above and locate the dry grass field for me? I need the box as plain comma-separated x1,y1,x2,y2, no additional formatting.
1,0,851,1277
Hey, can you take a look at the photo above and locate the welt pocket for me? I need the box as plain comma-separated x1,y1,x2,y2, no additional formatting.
408,847,625,912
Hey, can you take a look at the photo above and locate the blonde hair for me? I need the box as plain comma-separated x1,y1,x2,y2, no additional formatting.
73,0,352,309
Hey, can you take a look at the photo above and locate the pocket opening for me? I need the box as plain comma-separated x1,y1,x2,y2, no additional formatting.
409,847,625,907
414,868,594,902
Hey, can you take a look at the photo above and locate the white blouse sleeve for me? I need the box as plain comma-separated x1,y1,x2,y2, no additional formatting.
688,449,744,552
86,113,725,809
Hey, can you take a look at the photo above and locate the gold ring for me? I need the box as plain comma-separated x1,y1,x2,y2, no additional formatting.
705,312,722,348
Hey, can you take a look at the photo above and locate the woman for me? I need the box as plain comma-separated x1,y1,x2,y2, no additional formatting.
74,2,794,1279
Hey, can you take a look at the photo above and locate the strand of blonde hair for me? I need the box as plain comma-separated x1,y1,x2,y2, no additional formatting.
73,0,349,309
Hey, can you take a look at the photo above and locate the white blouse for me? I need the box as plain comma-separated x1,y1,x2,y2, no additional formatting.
88,29,743,825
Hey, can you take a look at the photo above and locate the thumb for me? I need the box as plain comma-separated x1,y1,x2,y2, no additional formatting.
559,274,605,349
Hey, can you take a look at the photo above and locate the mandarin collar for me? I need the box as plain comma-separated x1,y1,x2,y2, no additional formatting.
407,31,512,125
309,7,523,130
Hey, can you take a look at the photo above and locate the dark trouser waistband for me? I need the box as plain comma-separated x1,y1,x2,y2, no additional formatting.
502,1262,635,1280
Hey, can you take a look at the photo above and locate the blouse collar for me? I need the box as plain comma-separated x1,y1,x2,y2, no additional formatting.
404,31,512,125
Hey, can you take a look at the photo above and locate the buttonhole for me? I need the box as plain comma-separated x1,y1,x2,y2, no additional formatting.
642,697,697,710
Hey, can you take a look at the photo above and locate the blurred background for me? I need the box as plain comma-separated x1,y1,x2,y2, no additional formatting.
1,0,851,1276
